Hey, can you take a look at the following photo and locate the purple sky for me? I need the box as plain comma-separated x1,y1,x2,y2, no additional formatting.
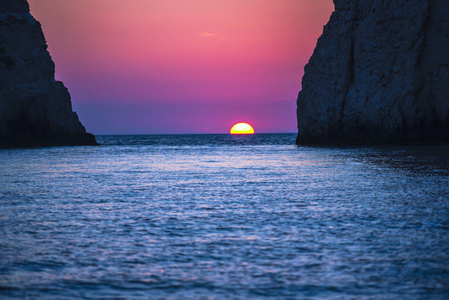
29,0,334,134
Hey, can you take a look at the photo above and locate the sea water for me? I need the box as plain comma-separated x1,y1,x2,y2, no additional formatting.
1,134,449,299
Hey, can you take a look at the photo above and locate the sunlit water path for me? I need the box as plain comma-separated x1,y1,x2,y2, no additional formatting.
1,134,449,299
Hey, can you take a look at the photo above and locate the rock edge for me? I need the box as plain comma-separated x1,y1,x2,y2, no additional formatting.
0,0,97,148
296,0,449,145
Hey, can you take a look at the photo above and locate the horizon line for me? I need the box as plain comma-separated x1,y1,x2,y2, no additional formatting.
93,132,297,136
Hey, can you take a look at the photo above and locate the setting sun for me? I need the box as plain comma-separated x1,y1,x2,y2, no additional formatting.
230,123,255,135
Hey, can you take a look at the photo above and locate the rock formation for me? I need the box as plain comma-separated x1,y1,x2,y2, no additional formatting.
0,0,97,148
297,0,449,145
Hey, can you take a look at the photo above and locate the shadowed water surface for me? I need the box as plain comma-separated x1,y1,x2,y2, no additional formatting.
1,134,449,299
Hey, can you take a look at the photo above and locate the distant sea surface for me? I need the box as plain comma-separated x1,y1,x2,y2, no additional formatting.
1,134,449,299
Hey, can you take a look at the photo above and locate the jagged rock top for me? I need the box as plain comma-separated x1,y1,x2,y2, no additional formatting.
296,0,449,145
0,0,97,147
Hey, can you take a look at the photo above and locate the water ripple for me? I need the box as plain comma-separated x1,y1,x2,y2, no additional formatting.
1,134,449,299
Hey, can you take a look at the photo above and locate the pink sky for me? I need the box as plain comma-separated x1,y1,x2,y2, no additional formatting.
29,0,334,134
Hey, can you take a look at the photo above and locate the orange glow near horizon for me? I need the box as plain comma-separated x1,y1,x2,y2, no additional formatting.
230,123,255,135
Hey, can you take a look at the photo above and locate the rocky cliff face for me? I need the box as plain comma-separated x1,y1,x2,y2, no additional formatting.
297,0,449,145
0,0,96,147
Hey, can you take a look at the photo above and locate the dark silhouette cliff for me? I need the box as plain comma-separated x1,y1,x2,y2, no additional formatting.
296,0,449,145
0,0,97,148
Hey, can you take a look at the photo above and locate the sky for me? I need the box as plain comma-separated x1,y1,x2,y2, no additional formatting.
28,0,334,135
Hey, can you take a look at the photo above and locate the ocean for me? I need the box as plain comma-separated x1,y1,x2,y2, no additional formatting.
1,133,449,299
